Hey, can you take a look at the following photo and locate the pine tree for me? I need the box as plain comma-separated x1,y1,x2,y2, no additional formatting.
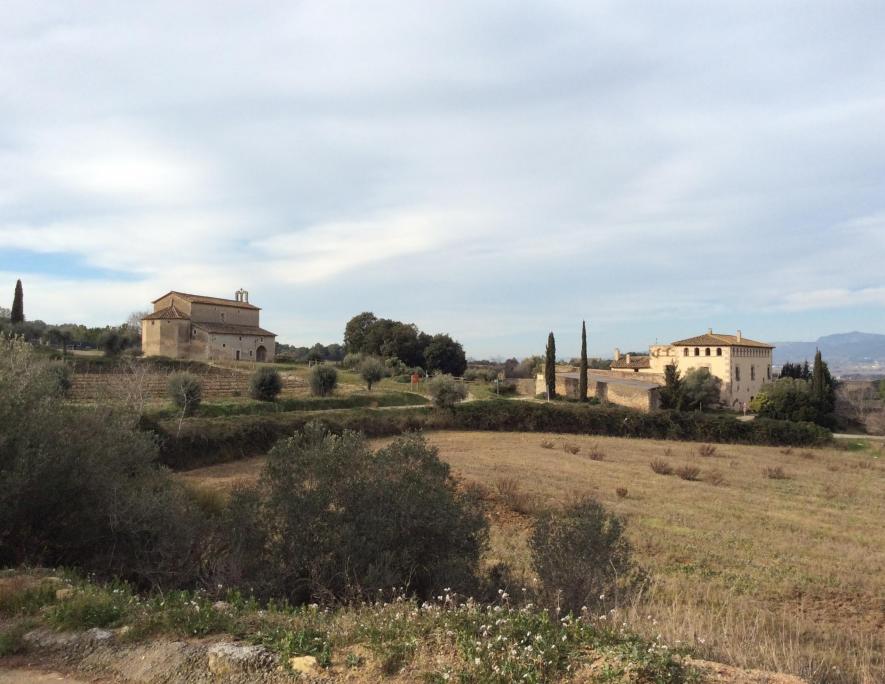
544,332,556,399
10,279,23,324
579,321,588,401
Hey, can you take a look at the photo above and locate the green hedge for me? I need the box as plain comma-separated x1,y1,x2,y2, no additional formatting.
149,400,831,471
146,391,427,420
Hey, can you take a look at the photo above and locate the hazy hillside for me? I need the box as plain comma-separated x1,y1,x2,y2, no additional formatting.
773,331,885,376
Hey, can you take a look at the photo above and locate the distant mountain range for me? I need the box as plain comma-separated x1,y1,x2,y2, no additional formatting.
773,332,885,377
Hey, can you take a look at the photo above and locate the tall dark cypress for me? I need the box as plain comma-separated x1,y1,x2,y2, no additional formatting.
544,332,556,399
10,279,23,324
811,350,824,401
579,320,588,401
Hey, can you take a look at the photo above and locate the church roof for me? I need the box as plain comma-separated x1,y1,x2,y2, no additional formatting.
142,304,190,320
192,322,276,337
152,291,260,310
672,332,773,349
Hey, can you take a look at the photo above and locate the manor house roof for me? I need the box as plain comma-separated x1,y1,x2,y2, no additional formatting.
151,291,260,310
672,332,773,349
611,355,651,370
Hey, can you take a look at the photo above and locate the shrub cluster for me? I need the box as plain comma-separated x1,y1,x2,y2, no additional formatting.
250,367,282,401
427,374,468,408
167,372,203,416
152,400,831,470
308,364,338,397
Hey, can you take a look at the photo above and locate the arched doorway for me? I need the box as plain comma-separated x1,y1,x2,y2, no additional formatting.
256,346,267,362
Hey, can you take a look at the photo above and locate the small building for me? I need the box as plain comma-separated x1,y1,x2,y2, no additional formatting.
142,290,276,362
610,329,774,408
535,370,661,411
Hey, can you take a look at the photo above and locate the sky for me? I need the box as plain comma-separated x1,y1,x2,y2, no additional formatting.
2,1,884,359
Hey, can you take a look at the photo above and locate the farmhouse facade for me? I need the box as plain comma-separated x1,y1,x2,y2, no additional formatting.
142,290,276,362
610,329,774,408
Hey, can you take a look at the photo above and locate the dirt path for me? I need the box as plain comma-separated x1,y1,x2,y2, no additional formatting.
0,667,104,683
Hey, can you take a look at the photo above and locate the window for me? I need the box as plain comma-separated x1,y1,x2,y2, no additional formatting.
705,347,711,356
222,343,226,348
735,366,741,382
716,348,722,356
151,321,155,326
694,347,700,356
221,313,225,322
249,350,253,356
767,365,771,380
751,365,756,381
238,336,242,341
683,348,689,356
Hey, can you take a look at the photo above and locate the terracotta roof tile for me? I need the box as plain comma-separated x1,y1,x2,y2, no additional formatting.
193,322,276,337
671,333,773,349
142,304,190,320
152,291,260,310
611,355,651,369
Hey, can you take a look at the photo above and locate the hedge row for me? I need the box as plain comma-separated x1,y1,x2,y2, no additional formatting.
148,400,831,471
146,391,428,420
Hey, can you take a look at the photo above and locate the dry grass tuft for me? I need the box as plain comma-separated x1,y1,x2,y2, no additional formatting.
539,440,555,449
562,443,581,455
779,447,793,456
675,464,701,481
705,469,725,486
697,444,717,458
649,458,673,475
586,444,606,461
494,477,541,515
763,465,789,480
799,450,815,460
615,486,629,499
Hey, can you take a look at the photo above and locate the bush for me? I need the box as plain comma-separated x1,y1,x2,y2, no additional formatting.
359,356,386,391
681,368,722,411
530,497,631,613
649,458,673,475
250,367,282,401
46,360,72,395
341,352,363,369
697,444,717,458
168,372,202,416
615,487,628,498
705,470,725,486
675,464,701,481
0,336,207,588
308,364,338,397
427,374,468,408
216,423,488,602
763,465,789,479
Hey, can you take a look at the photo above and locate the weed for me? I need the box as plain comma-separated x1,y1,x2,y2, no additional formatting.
494,478,541,515
562,443,581,455
827,463,840,472
0,579,58,616
649,458,673,475
587,444,606,461
0,622,32,656
675,465,701,481
780,447,793,455
697,444,717,458
253,625,332,668
540,440,554,449
800,450,815,460
763,466,789,480
48,585,132,630
616,486,629,498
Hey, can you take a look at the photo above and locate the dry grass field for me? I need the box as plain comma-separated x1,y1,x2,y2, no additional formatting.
180,431,885,683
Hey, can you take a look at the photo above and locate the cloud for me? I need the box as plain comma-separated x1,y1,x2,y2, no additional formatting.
1,1,884,356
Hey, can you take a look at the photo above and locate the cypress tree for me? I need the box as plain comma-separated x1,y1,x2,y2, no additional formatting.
811,350,824,400
660,362,684,410
811,349,835,418
10,279,23,324
544,332,556,399
579,321,588,401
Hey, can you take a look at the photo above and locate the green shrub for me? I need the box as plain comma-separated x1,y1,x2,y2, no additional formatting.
341,352,363,369
308,364,338,397
427,374,468,408
250,366,283,401
167,372,202,416
530,497,632,613
359,356,386,391
48,585,133,629
46,360,72,395
0,337,208,588
217,423,488,603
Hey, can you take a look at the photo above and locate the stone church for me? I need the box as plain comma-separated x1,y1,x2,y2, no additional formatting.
141,290,276,362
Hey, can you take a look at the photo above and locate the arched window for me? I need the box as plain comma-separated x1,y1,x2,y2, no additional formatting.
683,348,689,356
735,366,741,382
705,348,711,356
751,365,756,381
694,347,700,356
716,348,722,356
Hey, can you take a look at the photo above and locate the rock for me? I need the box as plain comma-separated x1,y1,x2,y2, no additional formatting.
289,655,319,674
207,642,276,676
212,600,231,612
55,587,75,600
84,628,113,643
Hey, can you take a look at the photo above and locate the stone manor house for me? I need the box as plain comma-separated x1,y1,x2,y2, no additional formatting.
542,330,774,411
141,290,276,362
